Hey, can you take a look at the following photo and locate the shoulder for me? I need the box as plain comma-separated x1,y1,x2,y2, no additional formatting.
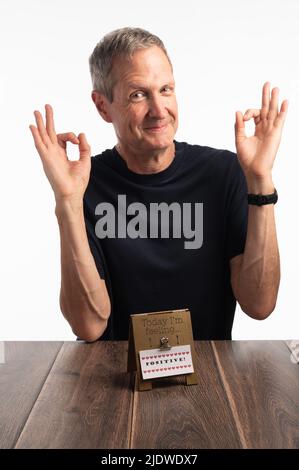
90,147,114,168
178,140,241,173
178,140,235,159
88,147,121,183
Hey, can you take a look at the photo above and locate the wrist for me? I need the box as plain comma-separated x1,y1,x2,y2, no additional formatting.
245,174,275,194
55,197,84,224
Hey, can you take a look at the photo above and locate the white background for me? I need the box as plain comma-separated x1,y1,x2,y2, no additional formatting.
0,0,298,340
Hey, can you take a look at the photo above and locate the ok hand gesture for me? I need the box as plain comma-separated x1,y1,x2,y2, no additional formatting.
235,82,288,185
29,104,91,206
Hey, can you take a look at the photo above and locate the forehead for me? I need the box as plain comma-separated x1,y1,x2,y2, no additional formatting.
112,46,174,90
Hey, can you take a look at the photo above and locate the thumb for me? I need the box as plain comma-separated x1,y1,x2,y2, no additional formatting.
234,111,246,143
78,133,91,161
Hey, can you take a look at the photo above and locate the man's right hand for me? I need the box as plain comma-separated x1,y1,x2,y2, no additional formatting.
29,104,91,210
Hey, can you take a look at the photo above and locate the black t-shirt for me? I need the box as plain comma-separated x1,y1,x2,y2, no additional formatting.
83,140,248,340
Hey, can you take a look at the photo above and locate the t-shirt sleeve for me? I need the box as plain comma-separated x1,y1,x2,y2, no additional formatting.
225,153,248,260
83,207,106,280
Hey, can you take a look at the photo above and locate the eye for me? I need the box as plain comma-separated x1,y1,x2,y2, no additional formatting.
162,85,174,94
130,91,146,101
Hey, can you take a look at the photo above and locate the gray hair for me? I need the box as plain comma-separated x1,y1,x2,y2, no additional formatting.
89,27,172,102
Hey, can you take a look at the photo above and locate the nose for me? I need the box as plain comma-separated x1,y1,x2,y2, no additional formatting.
147,94,168,119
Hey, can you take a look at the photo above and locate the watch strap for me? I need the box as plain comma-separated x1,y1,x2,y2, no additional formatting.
248,188,278,206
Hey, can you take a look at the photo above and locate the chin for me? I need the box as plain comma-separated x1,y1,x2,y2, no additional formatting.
144,132,175,150
145,142,172,153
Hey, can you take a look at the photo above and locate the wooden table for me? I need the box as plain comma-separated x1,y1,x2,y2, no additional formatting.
0,341,298,449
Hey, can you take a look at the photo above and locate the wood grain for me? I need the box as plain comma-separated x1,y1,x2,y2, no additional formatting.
15,341,134,449
131,341,242,449
2,341,298,450
0,341,63,449
212,340,299,449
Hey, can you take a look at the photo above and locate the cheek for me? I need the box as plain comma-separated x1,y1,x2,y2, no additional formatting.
115,109,134,132
130,109,147,128
170,97,178,116
119,110,143,137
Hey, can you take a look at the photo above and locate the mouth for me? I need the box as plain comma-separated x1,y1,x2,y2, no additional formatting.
144,122,169,133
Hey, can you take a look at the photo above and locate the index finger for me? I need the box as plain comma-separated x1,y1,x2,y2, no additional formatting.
45,104,57,143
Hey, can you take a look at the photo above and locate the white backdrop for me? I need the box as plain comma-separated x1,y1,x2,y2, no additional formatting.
0,0,298,340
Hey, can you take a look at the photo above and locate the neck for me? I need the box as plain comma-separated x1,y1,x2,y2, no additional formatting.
115,142,175,175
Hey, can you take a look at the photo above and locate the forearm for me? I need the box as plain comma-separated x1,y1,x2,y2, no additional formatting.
232,81,288,318
56,200,111,341
235,177,280,318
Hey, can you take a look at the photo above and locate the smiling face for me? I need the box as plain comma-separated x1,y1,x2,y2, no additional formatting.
93,46,178,155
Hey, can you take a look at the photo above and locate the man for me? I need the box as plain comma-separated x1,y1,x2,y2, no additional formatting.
29,27,288,341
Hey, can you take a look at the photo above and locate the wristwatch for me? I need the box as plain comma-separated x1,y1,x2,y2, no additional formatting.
248,188,278,206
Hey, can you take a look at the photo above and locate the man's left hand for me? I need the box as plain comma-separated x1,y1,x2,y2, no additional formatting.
234,82,288,191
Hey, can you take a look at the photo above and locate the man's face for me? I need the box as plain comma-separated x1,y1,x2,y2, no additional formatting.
97,46,178,153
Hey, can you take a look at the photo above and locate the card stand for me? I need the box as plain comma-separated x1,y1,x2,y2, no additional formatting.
127,308,198,391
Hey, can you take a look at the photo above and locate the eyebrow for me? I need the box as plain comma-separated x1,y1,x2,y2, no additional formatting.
127,82,175,90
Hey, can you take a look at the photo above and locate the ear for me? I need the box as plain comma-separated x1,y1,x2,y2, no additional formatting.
91,91,113,123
